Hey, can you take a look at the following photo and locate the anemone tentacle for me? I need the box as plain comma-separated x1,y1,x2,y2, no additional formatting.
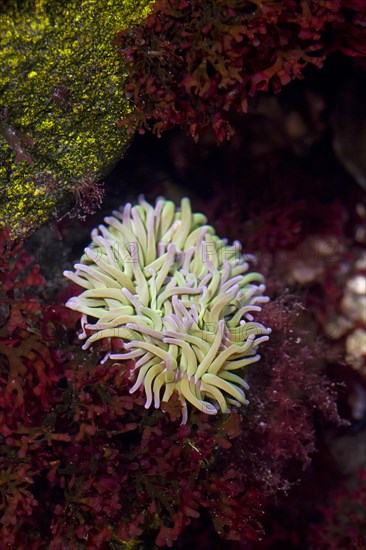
64,196,271,423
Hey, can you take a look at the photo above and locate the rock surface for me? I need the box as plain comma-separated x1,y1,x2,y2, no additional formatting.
0,0,152,238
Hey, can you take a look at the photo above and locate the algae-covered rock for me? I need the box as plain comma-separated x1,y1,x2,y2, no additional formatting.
0,0,152,238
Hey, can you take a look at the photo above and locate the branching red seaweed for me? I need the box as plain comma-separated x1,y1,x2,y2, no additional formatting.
0,227,341,548
117,0,366,142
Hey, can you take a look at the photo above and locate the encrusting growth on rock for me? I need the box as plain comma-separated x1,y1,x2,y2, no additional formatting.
0,0,153,237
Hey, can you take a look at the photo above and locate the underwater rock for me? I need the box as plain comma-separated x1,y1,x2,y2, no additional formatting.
0,0,152,238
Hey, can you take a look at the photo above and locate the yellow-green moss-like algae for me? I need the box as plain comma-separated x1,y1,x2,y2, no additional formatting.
0,0,153,238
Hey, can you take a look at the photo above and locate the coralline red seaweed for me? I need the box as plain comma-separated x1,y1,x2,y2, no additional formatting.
0,228,341,548
117,0,366,142
308,469,366,549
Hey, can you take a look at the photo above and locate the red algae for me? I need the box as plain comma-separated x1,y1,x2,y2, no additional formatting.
117,0,366,142
0,225,341,547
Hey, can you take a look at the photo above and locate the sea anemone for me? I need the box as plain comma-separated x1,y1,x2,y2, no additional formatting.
64,197,271,423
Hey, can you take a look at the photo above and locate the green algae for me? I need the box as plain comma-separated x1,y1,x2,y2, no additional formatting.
0,0,152,238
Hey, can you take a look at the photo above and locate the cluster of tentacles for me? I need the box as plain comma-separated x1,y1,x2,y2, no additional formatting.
64,197,270,423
